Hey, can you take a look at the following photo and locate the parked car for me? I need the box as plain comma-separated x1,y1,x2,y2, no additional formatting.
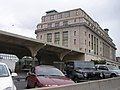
64,60,102,82
95,64,120,78
0,62,17,90
26,65,74,88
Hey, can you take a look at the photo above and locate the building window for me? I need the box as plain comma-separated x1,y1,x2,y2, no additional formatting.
63,21,68,26
57,14,62,19
97,38,98,55
74,31,76,36
85,40,86,45
89,41,90,47
76,10,79,15
62,31,68,47
47,33,52,42
89,50,91,53
55,22,59,27
65,12,70,18
91,35,93,50
85,49,86,53
89,34,90,38
54,32,60,44
74,39,76,45
85,32,87,36
40,35,42,39
50,15,54,20
47,23,52,28
94,37,96,55
74,19,77,22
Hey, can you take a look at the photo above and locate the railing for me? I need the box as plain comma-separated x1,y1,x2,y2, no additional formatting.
27,77,120,90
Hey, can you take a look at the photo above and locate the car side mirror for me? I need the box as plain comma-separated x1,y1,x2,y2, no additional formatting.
31,73,36,76
27,72,36,76
11,73,18,77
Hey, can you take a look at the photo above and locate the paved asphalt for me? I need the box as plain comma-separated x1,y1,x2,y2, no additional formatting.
13,73,99,90
13,78,26,90
13,73,27,90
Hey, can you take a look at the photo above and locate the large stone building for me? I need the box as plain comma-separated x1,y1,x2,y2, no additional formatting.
35,8,116,62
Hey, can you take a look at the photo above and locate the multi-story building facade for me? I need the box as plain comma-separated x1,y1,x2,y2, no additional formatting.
35,8,116,62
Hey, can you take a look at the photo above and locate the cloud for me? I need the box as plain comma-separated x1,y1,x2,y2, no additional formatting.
0,0,120,56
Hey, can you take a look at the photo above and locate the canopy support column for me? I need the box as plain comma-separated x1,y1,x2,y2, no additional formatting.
27,44,46,67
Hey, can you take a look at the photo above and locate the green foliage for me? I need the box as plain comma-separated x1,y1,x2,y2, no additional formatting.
91,60,106,64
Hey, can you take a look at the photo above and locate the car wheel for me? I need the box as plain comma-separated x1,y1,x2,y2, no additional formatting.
83,73,88,79
73,77,79,83
110,74,117,78
26,84,30,89
35,85,39,88
100,73,105,79
26,79,31,89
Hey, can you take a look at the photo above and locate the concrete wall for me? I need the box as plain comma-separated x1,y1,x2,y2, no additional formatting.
28,77,120,90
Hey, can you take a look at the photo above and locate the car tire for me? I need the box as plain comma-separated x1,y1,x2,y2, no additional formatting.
26,79,31,89
83,73,88,79
26,84,30,89
34,83,39,88
73,76,79,83
100,73,105,79
110,74,117,78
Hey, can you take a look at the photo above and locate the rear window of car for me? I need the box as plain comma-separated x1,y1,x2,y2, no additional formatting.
65,62,74,67
35,66,65,76
98,66,108,70
74,61,95,69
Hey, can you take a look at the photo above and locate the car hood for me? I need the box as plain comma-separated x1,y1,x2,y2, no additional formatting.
37,76,74,86
110,70,120,74
0,76,15,90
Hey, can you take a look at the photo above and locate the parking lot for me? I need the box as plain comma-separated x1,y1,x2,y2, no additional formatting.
14,79,26,90
13,75,99,90
13,73,27,90
13,62,120,90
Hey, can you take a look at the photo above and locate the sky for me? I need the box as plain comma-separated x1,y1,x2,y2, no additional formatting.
0,0,120,56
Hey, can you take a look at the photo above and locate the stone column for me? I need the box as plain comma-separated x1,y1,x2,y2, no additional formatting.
27,44,46,67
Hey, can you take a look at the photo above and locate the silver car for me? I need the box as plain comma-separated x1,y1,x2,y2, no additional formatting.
95,64,120,78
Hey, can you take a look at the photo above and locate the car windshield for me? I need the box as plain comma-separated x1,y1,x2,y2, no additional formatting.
0,65,9,77
107,65,119,70
74,61,95,69
35,67,65,76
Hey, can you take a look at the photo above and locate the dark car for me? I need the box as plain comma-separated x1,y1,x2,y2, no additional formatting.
64,60,102,82
26,65,74,88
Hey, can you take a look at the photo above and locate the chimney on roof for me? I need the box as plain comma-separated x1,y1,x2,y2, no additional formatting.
104,28,109,34
46,10,58,15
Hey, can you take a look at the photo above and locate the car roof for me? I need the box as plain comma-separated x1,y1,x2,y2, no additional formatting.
35,65,55,68
95,64,113,66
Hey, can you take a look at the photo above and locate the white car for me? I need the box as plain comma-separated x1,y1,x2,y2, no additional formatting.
0,62,17,90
